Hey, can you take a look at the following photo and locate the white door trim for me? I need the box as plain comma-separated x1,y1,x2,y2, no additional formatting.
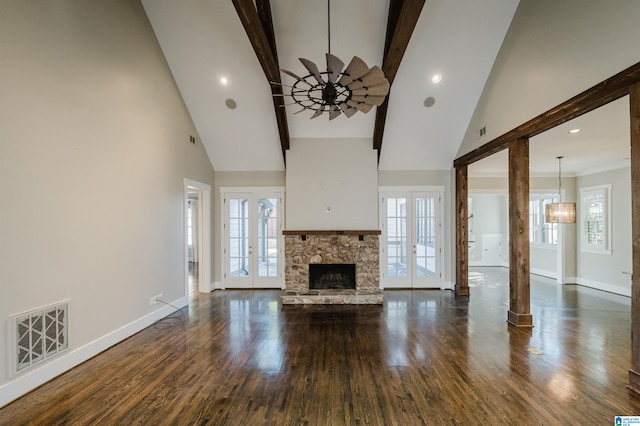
184,178,212,293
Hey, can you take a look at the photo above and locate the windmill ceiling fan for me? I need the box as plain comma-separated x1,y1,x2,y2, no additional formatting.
275,0,390,120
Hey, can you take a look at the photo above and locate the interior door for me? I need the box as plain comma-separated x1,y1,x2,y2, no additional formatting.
381,191,441,288
224,192,283,289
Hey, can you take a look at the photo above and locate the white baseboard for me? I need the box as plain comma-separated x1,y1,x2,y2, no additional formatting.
530,267,556,280
0,297,187,409
214,281,225,290
441,281,454,291
469,261,503,267
572,277,631,297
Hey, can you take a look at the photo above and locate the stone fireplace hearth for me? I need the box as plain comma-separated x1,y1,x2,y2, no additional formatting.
281,230,383,304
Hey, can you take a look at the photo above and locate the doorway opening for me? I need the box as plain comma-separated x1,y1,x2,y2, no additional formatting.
184,178,212,295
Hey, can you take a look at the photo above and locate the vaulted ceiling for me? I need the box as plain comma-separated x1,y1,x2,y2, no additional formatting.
142,0,518,172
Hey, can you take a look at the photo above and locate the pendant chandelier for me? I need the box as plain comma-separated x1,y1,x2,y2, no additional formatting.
276,0,390,120
545,156,576,223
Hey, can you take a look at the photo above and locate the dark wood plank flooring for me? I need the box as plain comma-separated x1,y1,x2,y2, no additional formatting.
2,267,640,425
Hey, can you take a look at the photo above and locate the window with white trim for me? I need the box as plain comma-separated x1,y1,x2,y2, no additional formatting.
529,194,558,246
580,184,611,254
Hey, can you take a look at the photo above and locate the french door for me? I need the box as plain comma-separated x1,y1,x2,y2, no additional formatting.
380,189,442,288
223,190,284,289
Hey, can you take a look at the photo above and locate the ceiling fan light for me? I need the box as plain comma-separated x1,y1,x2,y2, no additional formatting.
545,202,576,223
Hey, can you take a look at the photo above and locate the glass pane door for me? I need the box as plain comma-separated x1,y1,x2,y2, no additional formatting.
226,195,252,288
413,192,439,288
224,192,283,289
381,190,441,289
254,196,280,288
383,195,411,287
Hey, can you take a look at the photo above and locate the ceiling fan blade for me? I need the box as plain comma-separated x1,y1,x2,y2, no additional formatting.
281,69,303,81
280,69,314,87
338,56,369,86
339,102,358,118
310,105,325,119
352,80,390,97
347,66,386,90
347,100,373,113
299,58,325,85
293,107,308,115
329,105,341,120
326,54,345,84
351,95,386,106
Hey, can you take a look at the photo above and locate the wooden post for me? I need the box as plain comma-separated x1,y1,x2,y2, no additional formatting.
628,83,640,393
455,165,470,296
507,138,533,327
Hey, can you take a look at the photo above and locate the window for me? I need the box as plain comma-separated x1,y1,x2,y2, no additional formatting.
580,184,612,254
529,194,558,246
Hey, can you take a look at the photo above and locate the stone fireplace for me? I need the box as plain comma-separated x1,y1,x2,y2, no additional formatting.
281,230,383,304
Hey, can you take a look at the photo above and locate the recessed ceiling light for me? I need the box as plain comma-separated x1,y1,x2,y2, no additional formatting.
431,74,442,84
568,128,582,134
220,77,229,86
423,97,436,108
225,98,237,110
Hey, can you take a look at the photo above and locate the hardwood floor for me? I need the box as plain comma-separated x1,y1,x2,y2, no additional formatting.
2,268,640,425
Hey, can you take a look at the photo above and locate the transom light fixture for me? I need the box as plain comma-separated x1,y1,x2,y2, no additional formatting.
274,0,390,120
545,156,576,223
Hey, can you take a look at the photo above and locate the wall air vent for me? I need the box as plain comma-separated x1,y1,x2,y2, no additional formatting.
11,300,69,376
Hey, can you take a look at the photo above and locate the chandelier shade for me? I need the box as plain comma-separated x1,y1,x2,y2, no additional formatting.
545,202,576,223
544,156,576,224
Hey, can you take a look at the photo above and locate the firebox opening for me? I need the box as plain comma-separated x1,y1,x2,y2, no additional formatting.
309,264,356,290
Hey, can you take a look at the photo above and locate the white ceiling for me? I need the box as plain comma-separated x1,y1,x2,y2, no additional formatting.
142,0,519,172
469,96,631,178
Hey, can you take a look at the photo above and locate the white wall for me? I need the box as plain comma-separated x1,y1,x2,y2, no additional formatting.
468,194,506,266
0,1,214,406
286,138,378,230
458,0,640,158
575,167,632,295
468,176,579,279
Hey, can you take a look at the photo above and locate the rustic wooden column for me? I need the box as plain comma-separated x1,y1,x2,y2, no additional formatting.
628,83,640,393
455,165,470,296
507,138,533,327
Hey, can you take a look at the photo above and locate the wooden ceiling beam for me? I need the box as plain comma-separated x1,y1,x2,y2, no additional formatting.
373,0,426,154
453,60,640,167
232,0,290,158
